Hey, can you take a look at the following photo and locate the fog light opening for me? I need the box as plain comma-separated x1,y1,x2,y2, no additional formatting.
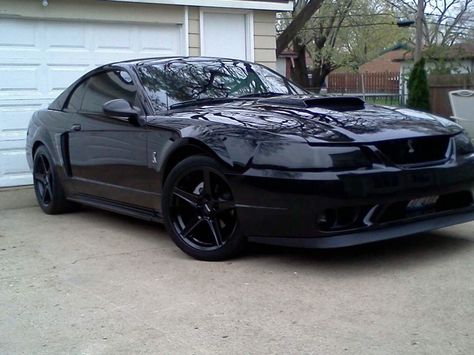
317,206,363,231
317,209,336,230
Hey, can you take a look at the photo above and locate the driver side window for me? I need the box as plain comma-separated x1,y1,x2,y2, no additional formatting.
80,70,138,114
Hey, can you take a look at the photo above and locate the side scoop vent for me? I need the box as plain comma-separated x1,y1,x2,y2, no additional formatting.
258,96,365,112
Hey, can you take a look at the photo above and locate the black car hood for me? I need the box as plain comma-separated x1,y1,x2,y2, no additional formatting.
153,96,462,143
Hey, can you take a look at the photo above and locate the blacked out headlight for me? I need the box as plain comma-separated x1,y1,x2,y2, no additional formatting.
252,142,372,170
454,132,474,156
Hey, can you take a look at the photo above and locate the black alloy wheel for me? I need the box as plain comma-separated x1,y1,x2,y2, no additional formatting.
33,146,74,214
34,153,53,207
163,155,245,261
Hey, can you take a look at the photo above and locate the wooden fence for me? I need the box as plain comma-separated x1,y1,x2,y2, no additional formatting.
323,72,473,117
428,74,474,118
327,72,400,94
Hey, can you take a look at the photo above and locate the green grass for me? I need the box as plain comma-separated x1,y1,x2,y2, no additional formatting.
364,97,402,107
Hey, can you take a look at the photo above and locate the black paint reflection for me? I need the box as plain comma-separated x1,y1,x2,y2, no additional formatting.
137,59,305,111
158,98,460,144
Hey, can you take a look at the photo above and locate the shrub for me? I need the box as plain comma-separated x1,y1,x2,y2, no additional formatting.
407,57,430,111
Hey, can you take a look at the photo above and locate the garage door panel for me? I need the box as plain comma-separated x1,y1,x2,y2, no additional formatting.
0,174,32,187
0,126,30,185
0,65,39,87
43,52,94,65
0,149,31,186
0,103,47,187
47,65,91,92
45,22,88,50
0,104,40,137
0,19,38,48
0,18,183,187
0,54,43,65
0,65,42,98
0,134,27,151
95,25,135,50
139,26,181,53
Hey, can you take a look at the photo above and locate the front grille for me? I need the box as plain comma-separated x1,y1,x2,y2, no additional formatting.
376,136,450,165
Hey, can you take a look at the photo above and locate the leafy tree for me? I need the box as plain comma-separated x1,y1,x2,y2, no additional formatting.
407,57,430,111
278,0,473,90
276,0,326,87
305,0,408,88
337,0,411,69
277,0,407,90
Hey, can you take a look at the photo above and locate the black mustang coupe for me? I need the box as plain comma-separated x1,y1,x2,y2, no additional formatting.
27,57,474,260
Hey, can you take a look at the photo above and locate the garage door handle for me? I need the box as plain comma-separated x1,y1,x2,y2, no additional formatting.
71,124,81,131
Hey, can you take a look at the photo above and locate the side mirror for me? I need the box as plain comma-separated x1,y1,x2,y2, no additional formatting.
103,99,144,126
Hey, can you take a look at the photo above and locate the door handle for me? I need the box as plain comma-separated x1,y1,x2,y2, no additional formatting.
71,124,81,131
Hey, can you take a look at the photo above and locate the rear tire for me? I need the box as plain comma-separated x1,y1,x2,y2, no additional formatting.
33,145,76,214
162,155,246,261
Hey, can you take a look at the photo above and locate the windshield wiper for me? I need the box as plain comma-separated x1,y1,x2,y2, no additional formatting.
238,92,286,98
169,92,287,109
169,97,236,110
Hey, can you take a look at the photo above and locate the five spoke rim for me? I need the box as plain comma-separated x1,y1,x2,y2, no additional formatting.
170,167,237,251
34,154,53,206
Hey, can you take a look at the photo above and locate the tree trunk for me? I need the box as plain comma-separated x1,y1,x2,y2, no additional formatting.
291,41,309,87
310,63,332,93
276,0,325,54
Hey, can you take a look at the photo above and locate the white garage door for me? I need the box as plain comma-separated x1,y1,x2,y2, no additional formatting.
0,18,183,187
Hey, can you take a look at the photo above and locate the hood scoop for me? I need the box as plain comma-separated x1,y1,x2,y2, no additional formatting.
258,96,365,112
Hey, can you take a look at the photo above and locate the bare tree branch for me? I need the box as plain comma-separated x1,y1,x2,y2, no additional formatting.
276,0,325,54
386,0,473,46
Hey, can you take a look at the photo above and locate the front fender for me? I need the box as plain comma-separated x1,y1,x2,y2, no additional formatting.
155,124,262,187
168,124,260,170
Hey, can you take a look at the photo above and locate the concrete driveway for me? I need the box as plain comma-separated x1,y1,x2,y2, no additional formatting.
1,187,473,354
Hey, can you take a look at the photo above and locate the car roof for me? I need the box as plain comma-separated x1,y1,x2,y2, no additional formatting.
48,56,254,111
111,56,252,68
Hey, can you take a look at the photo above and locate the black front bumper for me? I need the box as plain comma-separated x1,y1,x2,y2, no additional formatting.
247,208,474,248
227,155,474,248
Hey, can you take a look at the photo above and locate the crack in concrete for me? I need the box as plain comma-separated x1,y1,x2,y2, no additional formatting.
71,247,160,265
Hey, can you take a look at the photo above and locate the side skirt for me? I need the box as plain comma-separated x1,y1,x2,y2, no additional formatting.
68,193,163,223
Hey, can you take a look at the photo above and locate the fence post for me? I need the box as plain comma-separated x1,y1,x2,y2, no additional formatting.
361,72,366,100
400,73,406,106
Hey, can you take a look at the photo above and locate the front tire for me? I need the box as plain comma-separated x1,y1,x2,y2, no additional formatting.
162,155,245,261
33,146,75,214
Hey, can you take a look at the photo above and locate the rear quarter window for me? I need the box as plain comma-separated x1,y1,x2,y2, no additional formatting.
64,80,88,112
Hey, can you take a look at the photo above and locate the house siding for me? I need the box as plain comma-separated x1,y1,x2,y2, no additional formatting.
253,11,277,69
186,8,277,68
401,59,474,76
188,7,200,56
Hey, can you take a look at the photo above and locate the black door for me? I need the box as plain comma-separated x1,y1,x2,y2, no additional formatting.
68,70,153,208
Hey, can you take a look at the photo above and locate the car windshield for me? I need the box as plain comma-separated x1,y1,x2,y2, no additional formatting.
136,59,307,111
